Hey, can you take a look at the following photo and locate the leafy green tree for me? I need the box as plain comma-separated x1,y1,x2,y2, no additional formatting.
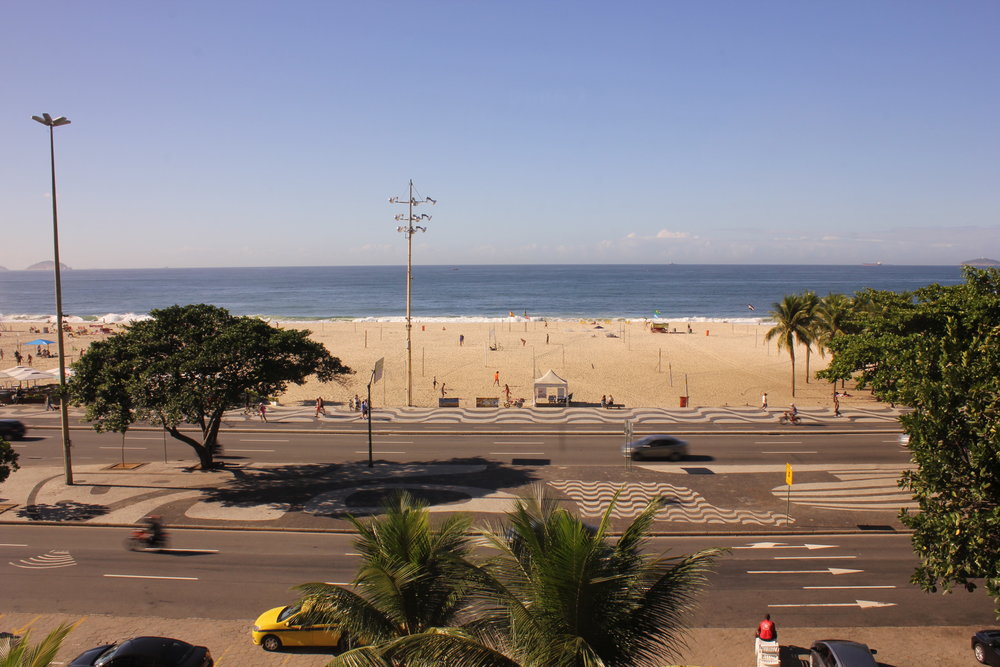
386,486,723,667
819,267,1000,613
0,437,19,486
765,293,814,396
295,491,477,666
70,304,351,469
0,624,72,667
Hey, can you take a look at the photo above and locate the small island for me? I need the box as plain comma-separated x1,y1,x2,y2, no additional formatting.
25,260,72,271
962,258,1000,267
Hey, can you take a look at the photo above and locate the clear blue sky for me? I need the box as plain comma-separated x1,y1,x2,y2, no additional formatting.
3,1,998,269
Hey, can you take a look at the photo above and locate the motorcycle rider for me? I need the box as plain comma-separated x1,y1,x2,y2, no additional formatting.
143,515,166,547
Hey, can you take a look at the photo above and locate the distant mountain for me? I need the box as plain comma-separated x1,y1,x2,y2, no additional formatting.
25,260,72,271
962,258,999,267
0,266,7,271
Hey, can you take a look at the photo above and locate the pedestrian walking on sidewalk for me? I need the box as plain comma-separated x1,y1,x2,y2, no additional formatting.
833,391,841,417
315,396,326,417
761,392,768,410
258,402,268,423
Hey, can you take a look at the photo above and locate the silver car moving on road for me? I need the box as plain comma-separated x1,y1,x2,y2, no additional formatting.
622,435,688,461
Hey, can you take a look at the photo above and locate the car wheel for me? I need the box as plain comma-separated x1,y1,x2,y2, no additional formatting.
261,635,282,652
974,642,988,664
669,451,682,461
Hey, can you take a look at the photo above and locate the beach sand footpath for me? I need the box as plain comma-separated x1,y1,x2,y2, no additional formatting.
1,319,870,411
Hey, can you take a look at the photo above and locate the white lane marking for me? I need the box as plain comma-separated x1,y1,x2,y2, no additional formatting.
493,441,545,445
761,451,817,454
491,452,546,456
238,438,290,442
354,451,406,454
769,599,896,609
0,543,29,547
226,449,275,453
755,441,802,444
104,574,199,580
748,568,863,575
774,555,857,560
126,437,162,440
99,446,146,450
734,543,837,550
803,585,896,589
370,441,414,445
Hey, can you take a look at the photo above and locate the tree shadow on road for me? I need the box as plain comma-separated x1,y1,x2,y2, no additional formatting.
16,501,109,521
200,457,541,517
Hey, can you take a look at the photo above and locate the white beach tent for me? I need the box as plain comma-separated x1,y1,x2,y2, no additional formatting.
533,369,569,406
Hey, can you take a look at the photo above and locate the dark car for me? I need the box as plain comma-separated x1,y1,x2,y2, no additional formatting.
973,630,1000,665
622,434,688,461
0,419,26,440
68,636,213,666
809,639,877,667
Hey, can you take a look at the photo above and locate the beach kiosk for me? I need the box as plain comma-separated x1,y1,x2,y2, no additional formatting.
533,369,569,407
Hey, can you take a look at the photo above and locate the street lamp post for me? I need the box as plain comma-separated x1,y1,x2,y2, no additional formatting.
390,181,435,407
31,112,74,485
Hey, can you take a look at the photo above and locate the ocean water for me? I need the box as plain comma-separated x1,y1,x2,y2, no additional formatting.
0,264,967,322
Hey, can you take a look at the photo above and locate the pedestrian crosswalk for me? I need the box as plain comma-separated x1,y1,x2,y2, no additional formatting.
770,468,917,511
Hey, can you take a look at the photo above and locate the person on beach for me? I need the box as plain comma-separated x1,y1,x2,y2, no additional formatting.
459,334,464,347
258,401,268,423
503,383,511,401
441,382,447,397
315,396,326,417
607,394,615,408
14,350,22,364
601,395,607,408
833,392,841,417
354,394,361,411
432,376,437,390
493,370,501,386
761,392,768,410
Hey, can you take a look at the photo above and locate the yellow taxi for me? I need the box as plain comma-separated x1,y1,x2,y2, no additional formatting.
251,601,348,652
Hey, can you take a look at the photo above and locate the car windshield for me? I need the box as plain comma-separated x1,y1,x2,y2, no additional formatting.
277,603,302,622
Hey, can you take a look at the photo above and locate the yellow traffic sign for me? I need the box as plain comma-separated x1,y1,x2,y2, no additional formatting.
785,463,793,486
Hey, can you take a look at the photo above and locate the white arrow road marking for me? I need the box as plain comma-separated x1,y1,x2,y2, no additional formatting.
104,574,199,581
734,543,837,550
773,555,857,560
748,568,863,575
804,585,896,589
769,600,896,609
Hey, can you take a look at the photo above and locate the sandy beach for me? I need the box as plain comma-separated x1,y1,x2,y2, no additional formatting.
1,318,873,412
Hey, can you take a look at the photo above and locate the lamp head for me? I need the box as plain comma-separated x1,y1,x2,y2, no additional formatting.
32,113,71,127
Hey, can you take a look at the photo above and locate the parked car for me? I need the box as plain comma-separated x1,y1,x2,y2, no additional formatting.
622,434,688,461
973,630,1000,665
68,636,213,666
0,419,26,440
252,601,349,652
808,639,877,667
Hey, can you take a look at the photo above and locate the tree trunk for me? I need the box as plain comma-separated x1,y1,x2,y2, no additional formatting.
790,348,796,397
168,425,215,470
805,346,811,383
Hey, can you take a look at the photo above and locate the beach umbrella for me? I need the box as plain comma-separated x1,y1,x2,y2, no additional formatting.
24,338,56,346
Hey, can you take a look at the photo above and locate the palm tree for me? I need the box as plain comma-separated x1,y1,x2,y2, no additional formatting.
799,291,820,383
386,485,723,667
765,293,813,396
295,491,476,666
0,624,72,667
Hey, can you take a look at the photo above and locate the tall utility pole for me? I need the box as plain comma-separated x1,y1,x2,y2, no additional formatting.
390,181,435,406
31,113,73,485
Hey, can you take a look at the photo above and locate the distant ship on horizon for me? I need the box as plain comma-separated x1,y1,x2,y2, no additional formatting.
862,261,883,266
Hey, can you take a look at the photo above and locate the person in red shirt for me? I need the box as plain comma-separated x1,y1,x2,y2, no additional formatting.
756,613,777,641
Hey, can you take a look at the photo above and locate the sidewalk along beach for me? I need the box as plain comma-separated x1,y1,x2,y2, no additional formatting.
0,318,867,412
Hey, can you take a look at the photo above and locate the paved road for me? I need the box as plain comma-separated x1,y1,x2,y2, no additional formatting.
11,424,909,468
2,526,993,628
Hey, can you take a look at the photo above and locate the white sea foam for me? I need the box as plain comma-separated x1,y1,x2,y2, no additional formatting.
1,312,773,326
